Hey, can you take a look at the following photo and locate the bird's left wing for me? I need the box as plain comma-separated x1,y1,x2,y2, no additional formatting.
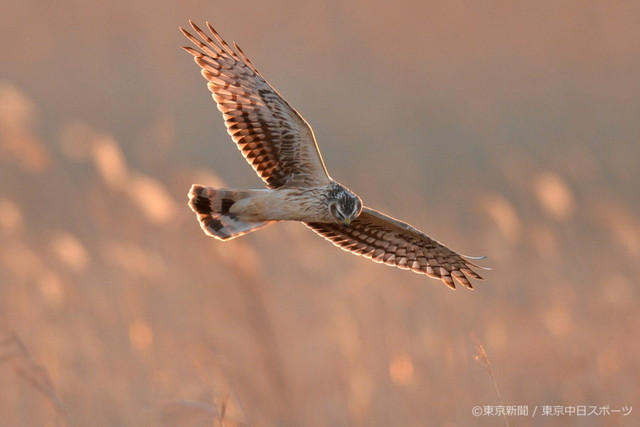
305,207,487,289
181,22,331,189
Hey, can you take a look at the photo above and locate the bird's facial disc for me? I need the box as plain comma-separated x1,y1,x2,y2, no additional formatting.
329,193,362,226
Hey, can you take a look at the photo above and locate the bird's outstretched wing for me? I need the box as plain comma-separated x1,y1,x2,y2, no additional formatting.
181,21,331,189
306,207,487,289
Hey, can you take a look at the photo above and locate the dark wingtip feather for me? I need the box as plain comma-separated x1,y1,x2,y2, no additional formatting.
189,20,203,33
180,45,198,56
441,276,456,290
180,27,196,41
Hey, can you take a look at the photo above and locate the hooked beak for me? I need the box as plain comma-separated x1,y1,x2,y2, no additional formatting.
343,217,352,227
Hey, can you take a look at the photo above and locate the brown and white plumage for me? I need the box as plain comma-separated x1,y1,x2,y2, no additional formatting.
182,22,487,289
307,208,485,289
181,22,330,189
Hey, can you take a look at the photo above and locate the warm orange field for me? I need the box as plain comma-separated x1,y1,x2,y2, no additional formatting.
1,1,638,425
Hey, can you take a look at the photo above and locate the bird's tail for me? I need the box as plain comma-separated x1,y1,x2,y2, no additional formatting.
188,184,273,240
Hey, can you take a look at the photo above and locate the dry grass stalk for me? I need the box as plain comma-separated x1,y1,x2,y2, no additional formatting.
471,333,508,427
1,332,67,422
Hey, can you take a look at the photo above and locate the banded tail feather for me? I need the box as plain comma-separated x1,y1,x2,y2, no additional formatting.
188,185,272,240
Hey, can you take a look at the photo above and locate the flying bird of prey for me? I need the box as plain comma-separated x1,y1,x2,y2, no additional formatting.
181,21,487,289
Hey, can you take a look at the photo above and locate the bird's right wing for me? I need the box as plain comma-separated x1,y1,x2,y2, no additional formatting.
306,207,488,289
181,21,332,189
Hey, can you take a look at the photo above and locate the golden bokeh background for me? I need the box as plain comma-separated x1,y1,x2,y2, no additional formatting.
1,1,639,425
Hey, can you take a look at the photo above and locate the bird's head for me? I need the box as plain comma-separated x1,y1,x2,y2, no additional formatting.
327,183,362,226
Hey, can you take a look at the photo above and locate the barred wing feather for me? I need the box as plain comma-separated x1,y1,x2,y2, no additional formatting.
306,207,486,289
181,22,331,189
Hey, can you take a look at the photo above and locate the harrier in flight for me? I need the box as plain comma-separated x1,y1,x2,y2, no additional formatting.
182,22,487,289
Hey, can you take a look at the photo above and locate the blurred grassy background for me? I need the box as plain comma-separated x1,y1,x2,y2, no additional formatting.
1,1,639,426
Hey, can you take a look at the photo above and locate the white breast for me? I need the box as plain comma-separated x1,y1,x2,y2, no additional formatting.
230,187,332,223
